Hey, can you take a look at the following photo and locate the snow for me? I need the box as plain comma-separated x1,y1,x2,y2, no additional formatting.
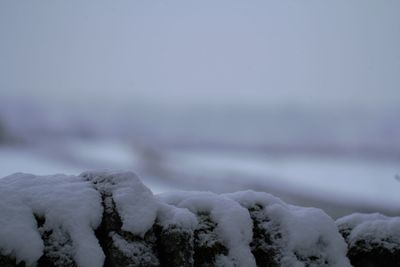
270,205,350,267
111,233,159,266
1,138,399,217
0,170,188,267
0,146,82,177
0,190,43,267
166,149,400,208
0,145,175,194
224,190,351,267
336,213,400,250
80,170,159,237
156,202,198,230
64,139,140,169
223,190,286,208
0,173,104,267
38,226,75,266
158,191,257,267
0,170,388,267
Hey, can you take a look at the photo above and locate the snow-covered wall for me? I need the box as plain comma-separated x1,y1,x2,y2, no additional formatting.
0,171,398,267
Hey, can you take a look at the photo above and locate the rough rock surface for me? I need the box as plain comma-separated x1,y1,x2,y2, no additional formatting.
0,171,398,267
247,204,281,267
35,216,76,267
192,213,228,266
154,225,193,267
336,213,400,267
81,171,159,267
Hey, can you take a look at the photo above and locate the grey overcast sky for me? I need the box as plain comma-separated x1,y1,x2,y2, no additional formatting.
0,0,399,110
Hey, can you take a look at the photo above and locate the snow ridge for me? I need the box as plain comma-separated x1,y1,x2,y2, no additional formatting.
80,170,159,237
224,191,351,267
159,191,257,266
0,173,104,267
1,171,356,267
337,213,400,250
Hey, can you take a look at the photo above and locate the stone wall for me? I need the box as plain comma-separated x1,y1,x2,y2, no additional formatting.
0,171,398,267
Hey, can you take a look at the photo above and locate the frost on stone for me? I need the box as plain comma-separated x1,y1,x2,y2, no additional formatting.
154,203,197,267
80,170,158,237
0,173,104,267
154,225,194,267
110,232,159,267
156,202,198,231
80,170,200,267
193,212,229,267
158,191,257,267
336,213,400,248
4,170,397,267
35,216,75,267
336,213,400,267
81,170,159,267
224,190,351,267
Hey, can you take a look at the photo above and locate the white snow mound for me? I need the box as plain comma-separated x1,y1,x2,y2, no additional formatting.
337,213,400,250
224,190,352,267
159,191,258,267
80,170,159,237
0,171,353,267
0,173,104,267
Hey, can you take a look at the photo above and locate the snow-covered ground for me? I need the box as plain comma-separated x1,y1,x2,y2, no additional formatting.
1,138,399,217
166,149,400,209
0,143,172,193
0,146,82,176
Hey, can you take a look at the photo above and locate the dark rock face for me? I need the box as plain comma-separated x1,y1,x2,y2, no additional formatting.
0,255,24,267
37,227,76,267
346,240,400,267
34,216,76,267
155,225,193,267
248,204,279,267
105,230,159,267
89,188,159,267
337,216,400,267
1,215,77,267
193,213,228,267
247,204,333,267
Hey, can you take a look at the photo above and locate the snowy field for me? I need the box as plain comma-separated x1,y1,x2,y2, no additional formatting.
1,138,399,217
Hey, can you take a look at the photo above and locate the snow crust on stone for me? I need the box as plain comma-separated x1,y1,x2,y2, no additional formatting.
81,170,198,234
157,202,198,230
0,188,43,267
0,173,104,267
275,205,350,267
111,232,159,266
224,190,351,267
215,254,237,267
223,190,285,208
80,170,159,237
158,191,257,267
337,213,400,250
1,170,357,267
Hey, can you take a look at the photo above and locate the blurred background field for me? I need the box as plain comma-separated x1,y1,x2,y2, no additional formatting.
1,0,399,217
